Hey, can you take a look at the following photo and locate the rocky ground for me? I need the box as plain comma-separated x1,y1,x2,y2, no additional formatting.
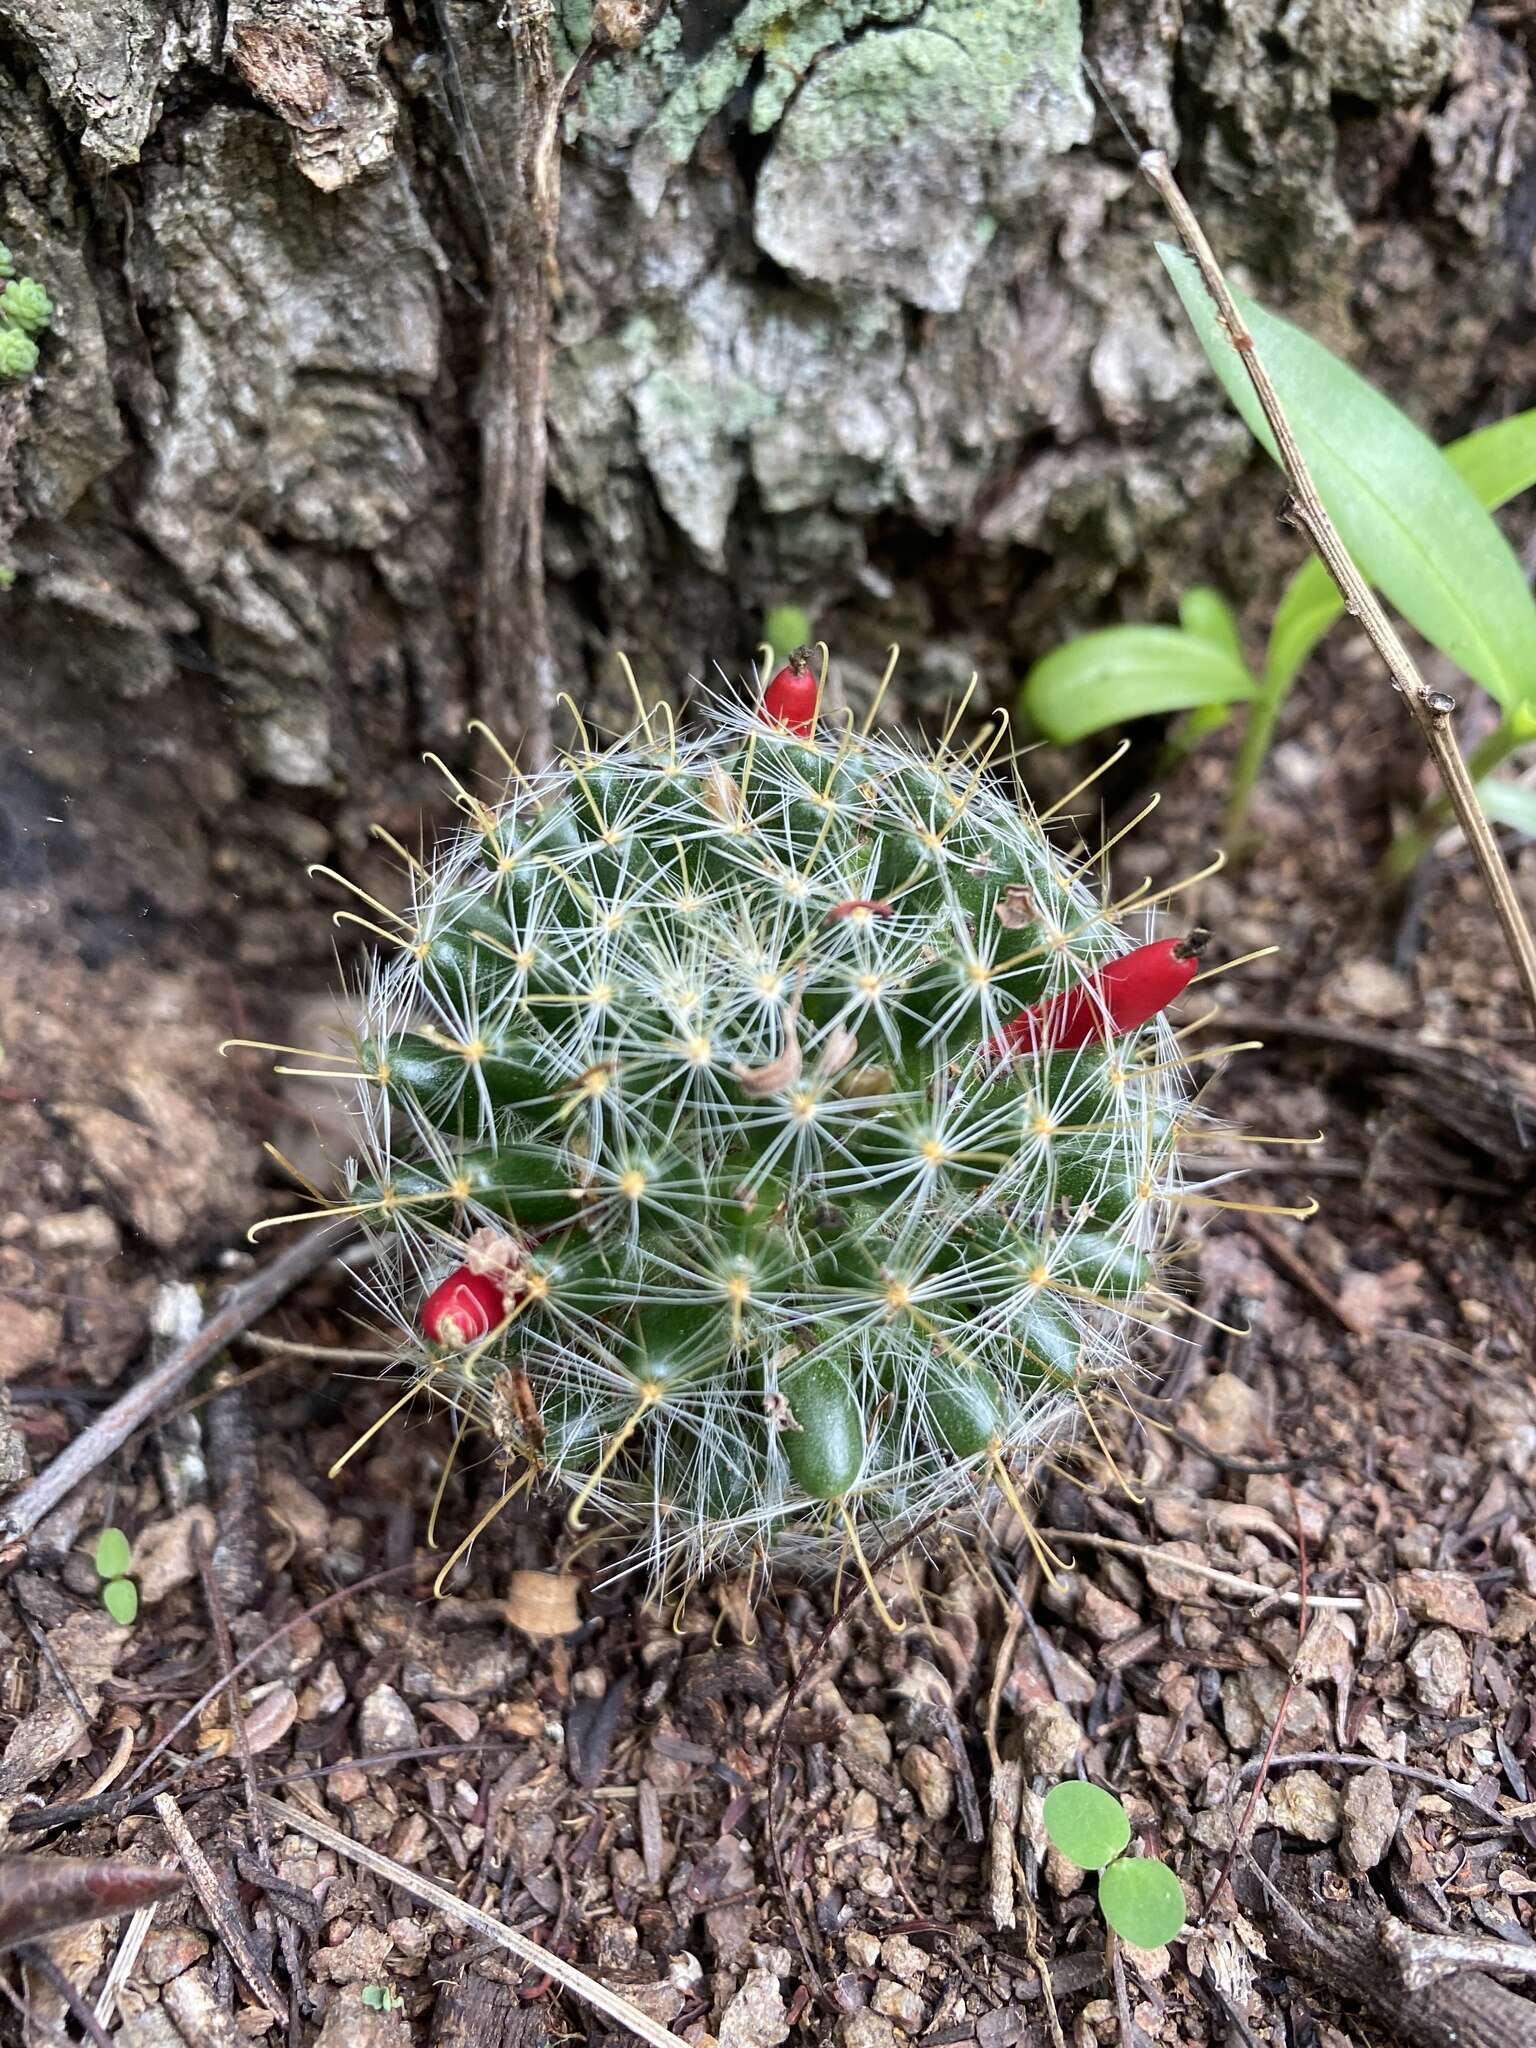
3,639,1536,2047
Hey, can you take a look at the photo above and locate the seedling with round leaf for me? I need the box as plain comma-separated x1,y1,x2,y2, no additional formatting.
1042,1779,1185,1948
228,645,1286,1596
92,1527,139,1627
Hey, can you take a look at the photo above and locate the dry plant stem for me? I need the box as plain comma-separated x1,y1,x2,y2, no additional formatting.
1141,149,1536,1031
1202,1473,1310,1920
1239,1852,1536,2048
194,1527,304,2041
1379,1921,1536,1992
1236,1751,1502,1820
153,1794,287,2021
92,1903,160,2035
258,1797,691,2048
473,7,577,769
17,1945,113,2048
0,1223,348,1552
1038,1528,1362,1610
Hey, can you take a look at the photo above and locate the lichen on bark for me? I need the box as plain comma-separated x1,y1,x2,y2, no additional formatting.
0,0,1531,911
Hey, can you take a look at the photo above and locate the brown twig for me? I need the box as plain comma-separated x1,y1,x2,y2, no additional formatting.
0,1860,183,1954
9,1560,420,1835
15,1944,114,2048
1238,1850,1536,2048
260,1796,691,2048
1037,1528,1362,1611
194,1527,304,2044
1234,1750,1502,1820
1202,1471,1310,1920
1236,1213,1372,1337
0,1223,348,1553
1380,1920,1536,1992
1142,149,1536,1031
153,1793,287,2021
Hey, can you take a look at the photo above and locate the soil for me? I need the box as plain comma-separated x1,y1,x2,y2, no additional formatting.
3,645,1536,2048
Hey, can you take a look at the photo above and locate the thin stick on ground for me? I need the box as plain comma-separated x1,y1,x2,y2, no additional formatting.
1140,150,1536,1032
1038,1528,1362,1610
0,1222,349,1553
194,1524,305,2040
153,1794,287,2022
8,1561,421,1837
1202,1473,1310,1920
258,1797,691,2048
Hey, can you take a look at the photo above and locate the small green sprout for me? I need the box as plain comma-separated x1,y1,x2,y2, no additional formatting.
1041,1781,1185,1950
1021,267,1536,870
0,242,52,383
762,603,813,659
93,1528,138,1627
0,327,37,380
360,1984,403,2011
0,277,51,336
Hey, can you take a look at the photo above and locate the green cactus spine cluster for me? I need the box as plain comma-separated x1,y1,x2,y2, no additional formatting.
260,659,1204,1590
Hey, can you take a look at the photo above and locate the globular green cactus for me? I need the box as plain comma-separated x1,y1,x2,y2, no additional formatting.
241,654,1216,1593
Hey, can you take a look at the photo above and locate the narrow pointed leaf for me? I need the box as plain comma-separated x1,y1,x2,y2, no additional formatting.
1443,407,1536,507
1162,247,1536,713
1097,1855,1186,1948
1477,778,1536,840
1266,409,1536,696
0,1859,184,1953
1023,626,1254,745
1177,587,1245,665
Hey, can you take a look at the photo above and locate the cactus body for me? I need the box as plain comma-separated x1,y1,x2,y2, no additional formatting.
339,683,1194,1583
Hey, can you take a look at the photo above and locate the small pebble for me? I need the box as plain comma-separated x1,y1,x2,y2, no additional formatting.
840,2014,902,2048
716,1967,790,2048
1397,1571,1489,1634
357,1683,419,1755
899,1743,952,1820
1340,1766,1398,1873
841,1714,893,1771
34,1206,121,1256
1016,1699,1082,1778
1406,1626,1470,1714
871,1979,925,2032
1267,1769,1340,1843
879,1934,927,1986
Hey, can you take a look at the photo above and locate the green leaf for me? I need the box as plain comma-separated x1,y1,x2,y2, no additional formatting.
94,1527,132,1580
1265,409,1536,698
1097,1856,1187,1948
763,605,812,656
1177,586,1245,667
1161,247,1536,714
1022,626,1254,745
102,1578,139,1627
1477,778,1536,839
1444,407,1536,508
1041,1781,1131,1870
